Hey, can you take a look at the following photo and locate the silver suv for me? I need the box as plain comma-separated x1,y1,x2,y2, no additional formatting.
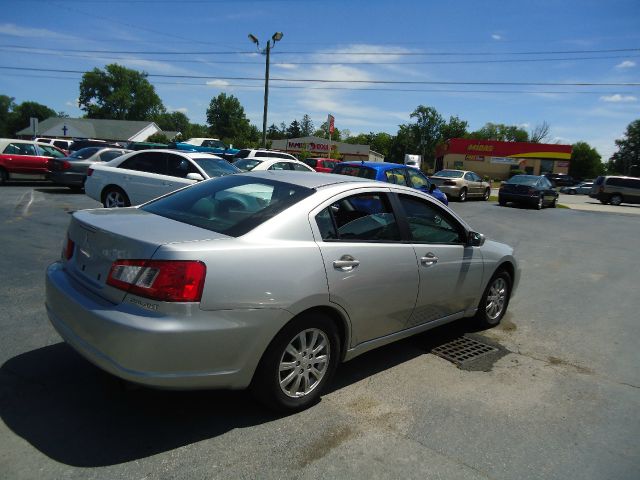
590,175,640,205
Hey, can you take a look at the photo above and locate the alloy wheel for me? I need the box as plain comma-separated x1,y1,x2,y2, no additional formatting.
278,328,330,398
104,190,127,208
486,277,508,321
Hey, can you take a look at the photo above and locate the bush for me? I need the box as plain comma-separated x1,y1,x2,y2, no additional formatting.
509,169,525,177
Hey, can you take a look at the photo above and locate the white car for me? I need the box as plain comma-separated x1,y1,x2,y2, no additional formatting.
84,149,241,207
234,157,316,173
233,149,298,162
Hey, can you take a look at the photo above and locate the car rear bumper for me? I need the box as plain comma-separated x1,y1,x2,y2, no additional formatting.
45,261,292,390
435,185,461,197
49,171,85,187
498,192,539,204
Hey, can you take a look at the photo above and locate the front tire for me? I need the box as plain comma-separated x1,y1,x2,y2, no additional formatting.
475,270,512,328
535,194,543,210
0,168,7,185
102,187,130,208
498,196,506,206
251,312,340,412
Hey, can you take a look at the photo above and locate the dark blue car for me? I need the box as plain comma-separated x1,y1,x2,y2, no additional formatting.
331,161,449,205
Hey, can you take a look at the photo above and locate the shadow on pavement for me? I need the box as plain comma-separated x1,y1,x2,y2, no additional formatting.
35,187,83,195
0,318,486,467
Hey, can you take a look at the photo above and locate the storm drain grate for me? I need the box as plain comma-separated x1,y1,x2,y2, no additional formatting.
431,336,498,366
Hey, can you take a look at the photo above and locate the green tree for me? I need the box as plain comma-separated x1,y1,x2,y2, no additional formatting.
314,121,341,141
0,95,16,137
300,114,314,137
389,124,417,164
607,119,640,175
529,121,551,143
440,115,468,141
6,101,57,136
205,93,251,143
145,132,170,144
344,131,393,159
287,119,302,138
409,105,445,168
79,64,165,120
267,123,284,140
470,122,529,142
153,111,190,136
569,142,604,179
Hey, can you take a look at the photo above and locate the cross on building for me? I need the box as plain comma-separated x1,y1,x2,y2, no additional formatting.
62,125,68,136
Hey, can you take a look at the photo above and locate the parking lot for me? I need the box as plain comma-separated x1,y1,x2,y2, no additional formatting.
1,182,639,480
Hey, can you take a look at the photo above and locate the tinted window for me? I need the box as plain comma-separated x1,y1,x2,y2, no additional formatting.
324,160,337,169
292,162,312,172
398,194,463,244
464,172,474,181
234,159,262,171
385,168,408,185
167,155,198,178
141,176,314,237
119,152,167,174
201,140,225,148
99,150,125,162
607,178,623,187
233,149,251,159
434,170,464,178
38,145,65,158
594,176,605,185
53,140,69,149
70,147,101,159
507,175,539,186
303,158,318,168
317,193,400,242
268,161,292,171
333,164,377,180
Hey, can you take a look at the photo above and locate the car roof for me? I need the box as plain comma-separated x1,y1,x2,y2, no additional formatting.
124,148,224,160
238,170,374,189
340,161,407,171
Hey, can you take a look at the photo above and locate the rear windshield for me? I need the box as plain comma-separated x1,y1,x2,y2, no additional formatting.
332,164,377,180
594,176,604,185
433,170,464,178
507,175,539,186
303,158,318,168
141,175,315,237
70,147,101,159
192,157,240,177
234,159,262,171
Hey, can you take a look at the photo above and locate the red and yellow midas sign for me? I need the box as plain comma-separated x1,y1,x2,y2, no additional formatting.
448,138,571,159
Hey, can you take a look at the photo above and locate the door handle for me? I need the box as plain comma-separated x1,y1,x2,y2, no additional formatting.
333,255,360,271
420,252,438,266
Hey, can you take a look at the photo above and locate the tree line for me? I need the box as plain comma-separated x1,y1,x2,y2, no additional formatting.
1,63,638,178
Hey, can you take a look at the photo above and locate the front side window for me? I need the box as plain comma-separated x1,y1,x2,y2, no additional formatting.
315,193,400,242
38,145,65,158
167,155,198,178
192,157,240,178
142,176,314,237
398,194,464,244
464,172,474,181
407,169,429,189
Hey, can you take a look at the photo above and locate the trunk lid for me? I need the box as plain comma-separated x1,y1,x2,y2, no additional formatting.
65,207,228,304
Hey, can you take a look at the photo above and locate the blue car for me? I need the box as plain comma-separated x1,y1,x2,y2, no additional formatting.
332,161,448,205
168,142,240,161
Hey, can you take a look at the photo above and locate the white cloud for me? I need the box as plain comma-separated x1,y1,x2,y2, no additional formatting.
206,79,230,88
615,60,636,69
491,34,502,41
600,94,637,103
273,63,298,70
0,23,77,41
65,99,78,108
168,106,189,114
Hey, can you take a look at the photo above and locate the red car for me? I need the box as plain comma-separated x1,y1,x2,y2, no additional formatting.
302,157,340,173
0,139,66,184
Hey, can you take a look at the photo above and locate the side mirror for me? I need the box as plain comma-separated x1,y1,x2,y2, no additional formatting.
467,231,485,247
186,173,204,181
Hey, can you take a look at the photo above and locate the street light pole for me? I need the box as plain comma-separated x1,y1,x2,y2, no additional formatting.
248,32,283,149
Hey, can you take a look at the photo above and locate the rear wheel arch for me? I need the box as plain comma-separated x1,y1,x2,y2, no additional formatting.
289,306,350,361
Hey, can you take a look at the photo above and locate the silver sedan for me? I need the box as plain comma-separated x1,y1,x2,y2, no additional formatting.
45,171,519,411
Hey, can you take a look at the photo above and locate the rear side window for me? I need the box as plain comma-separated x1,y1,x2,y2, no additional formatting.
119,152,167,174
141,175,314,237
38,145,65,158
333,164,377,180
315,193,400,242
268,161,292,171
607,178,623,187
99,150,125,162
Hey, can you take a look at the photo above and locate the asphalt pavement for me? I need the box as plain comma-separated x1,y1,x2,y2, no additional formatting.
1,182,638,480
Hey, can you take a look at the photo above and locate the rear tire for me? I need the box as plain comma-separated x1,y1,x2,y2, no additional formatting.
251,312,340,412
475,270,512,328
0,168,7,185
483,188,490,201
458,187,467,202
551,197,557,208
102,187,130,208
535,194,543,210
610,194,623,206
498,196,506,206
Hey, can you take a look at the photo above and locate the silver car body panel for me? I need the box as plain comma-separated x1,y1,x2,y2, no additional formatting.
46,171,519,389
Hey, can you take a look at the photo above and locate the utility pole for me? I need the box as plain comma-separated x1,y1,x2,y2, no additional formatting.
248,32,283,149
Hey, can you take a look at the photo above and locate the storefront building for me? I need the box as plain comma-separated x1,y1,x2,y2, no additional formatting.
435,138,572,180
271,136,383,162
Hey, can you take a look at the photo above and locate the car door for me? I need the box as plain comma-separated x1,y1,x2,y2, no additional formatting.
463,171,479,196
406,168,431,194
116,151,169,204
539,177,556,203
311,189,420,346
2,142,46,174
384,168,409,186
395,192,483,326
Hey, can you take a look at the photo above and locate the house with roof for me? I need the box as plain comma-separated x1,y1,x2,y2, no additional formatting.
16,117,174,142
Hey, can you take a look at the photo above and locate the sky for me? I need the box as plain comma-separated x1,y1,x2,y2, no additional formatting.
0,0,638,160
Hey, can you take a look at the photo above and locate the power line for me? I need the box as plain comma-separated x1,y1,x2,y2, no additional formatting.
1,65,639,86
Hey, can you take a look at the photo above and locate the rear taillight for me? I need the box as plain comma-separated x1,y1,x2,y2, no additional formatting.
86,167,94,177
64,236,75,260
598,186,604,193
527,188,536,195
107,260,206,302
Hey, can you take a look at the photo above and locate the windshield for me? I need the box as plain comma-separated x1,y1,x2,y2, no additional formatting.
507,175,539,186
192,157,241,178
332,164,377,180
141,175,314,237
70,147,101,159
234,159,262,171
433,170,464,178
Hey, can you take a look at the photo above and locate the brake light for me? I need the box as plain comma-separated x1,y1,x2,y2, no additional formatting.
51,160,71,171
598,186,604,193
87,167,94,177
64,236,75,260
107,260,206,302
